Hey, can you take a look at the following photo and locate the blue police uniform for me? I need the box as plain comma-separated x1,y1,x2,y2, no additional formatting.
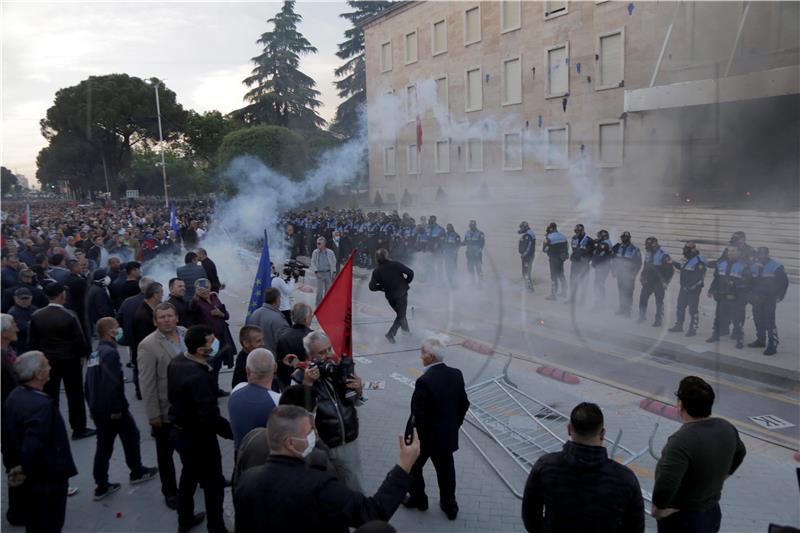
591,238,614,301
543,231,568,298
463,227,486,284
749,258,789,354
519,228,536,291
612,241,642,316
707,259,751,347
569,233,593,302
443,230,462,288
638,247,673,326
669,254,706,335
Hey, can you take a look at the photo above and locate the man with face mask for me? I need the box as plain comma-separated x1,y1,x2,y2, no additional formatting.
748,247,789,356
569,224,593,303
86,269,115,337
85,317,158,500
638,237,673,327
668,242,706,337
295,330,365,492
519,221,536,292
542,223,568,301
707,246,752,349
442,223,461,289
167,325,233,533
233,405,420,532
463,220,485,287
611,232,642,317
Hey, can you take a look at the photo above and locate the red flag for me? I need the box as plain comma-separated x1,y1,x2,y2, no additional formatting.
314,250,355,360
416,114,422,151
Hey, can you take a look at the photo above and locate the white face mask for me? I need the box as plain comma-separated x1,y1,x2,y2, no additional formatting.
102,276,111,286
291,431,316,458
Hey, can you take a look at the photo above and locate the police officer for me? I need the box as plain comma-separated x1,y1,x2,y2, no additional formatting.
542,223,568,301
591,230,614,303
748,247,788,356
463,220,485,287
707,246,751,349
638,237,673,327
611,232,642,317
569,224,593,303
518,221,536,292
426,216,445,283
716,231,756,265
442,224,461,289
668,242,706,337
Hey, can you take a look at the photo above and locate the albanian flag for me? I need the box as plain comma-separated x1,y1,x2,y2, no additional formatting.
314,250,355,360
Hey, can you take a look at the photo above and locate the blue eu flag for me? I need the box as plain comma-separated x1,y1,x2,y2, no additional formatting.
170,202,179,233
247,230,271,319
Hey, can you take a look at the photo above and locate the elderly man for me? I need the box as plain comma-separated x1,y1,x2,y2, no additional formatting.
310,236,337,306
29,283,94,440
246,287,290,356
138,302,185,509
231,325,264,390
275,302,314,389
2,351,78,532
233,405,419,532
168,325,233,533
8,288,37,354
85,317,158,500
522,403,644,533
297,330,364,492
228,349,281,451
404,338,470,520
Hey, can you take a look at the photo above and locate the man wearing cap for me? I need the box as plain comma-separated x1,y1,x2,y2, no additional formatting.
8,288,38,354
28,283,95,439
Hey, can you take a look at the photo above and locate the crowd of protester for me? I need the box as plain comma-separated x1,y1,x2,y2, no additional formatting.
0,199,753,533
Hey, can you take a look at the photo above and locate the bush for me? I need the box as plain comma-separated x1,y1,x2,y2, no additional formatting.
217,125,307,181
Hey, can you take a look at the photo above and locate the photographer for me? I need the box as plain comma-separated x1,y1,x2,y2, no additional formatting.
270,262,300,324
292,330,365,492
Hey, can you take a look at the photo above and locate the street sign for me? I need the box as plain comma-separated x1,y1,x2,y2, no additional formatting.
125,189,140,199
748,414,794,430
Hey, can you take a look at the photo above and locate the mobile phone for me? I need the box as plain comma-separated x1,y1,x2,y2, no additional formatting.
196,279,208,288
404,415,415,445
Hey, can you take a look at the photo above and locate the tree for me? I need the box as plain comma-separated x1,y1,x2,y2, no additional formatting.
217,125,308,183
237,1,325,129
130,147,209,197
1,166,19,195
182,110,238,169
36,133,104,196
331,1,391,138
39,74,187,192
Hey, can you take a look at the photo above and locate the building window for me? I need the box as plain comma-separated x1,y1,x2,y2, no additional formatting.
545,43,569,98
502,56,522,105
466,138,483,172
544,0,568,19
546,125,568,169
597,120,623,167
596,29,624,90
432,19,447,55
380,41,392,72
406,84,417,122
407,145,420,175
435,140,450,173
435,76,449,110
383,146,396,176
465,67,483,112
503,132,523,170
464,6,481,45
501,0,521,33
404,31,418,64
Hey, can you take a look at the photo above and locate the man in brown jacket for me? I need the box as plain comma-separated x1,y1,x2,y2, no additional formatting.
137,302,186,510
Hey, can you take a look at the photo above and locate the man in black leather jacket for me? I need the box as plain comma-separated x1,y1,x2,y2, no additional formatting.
293,330,365,492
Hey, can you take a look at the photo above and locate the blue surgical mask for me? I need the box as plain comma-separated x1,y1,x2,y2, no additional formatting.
209,338,220,356
114,329,124,342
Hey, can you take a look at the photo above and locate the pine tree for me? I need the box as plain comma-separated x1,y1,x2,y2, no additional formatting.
331,1,392,138
239,0,324,129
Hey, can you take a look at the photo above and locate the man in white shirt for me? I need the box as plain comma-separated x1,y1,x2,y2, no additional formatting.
310,237,337,306
270,263,296,324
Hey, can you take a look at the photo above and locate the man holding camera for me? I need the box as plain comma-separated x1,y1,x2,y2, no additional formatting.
270,262,300,324
294,330,365,492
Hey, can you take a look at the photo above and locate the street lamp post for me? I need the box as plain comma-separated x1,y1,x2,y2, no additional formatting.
150,79,169,208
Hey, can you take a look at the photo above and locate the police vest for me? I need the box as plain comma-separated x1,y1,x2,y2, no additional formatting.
571,234,590,251
464,230,484,245
444,232,460,244
615,243,638,259
428,225,444,238
751,259,782,278
717,260,746,278
547,231,567,245
645,248,668,266
683,255,705,271
594,239,614,257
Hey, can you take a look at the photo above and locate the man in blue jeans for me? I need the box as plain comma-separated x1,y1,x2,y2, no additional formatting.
84,317,158,500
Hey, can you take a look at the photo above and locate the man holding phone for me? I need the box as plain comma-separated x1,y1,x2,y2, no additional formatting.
404,337,470,520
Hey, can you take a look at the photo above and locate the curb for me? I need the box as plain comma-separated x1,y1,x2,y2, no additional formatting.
639,398,681,421
536,365,580,384
461,339,495,355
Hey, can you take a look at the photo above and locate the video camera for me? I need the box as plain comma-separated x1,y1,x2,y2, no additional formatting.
283,259,308,278
308,357,357,400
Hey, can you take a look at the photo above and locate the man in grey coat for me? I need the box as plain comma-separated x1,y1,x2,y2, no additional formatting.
310,237,337,306
246,288,290,356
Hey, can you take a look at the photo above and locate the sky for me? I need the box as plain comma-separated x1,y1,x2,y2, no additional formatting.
0,0,349,185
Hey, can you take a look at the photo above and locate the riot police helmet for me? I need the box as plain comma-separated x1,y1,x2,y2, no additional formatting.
469,220,477,230
756,246,770,262
546,222,557,234
620,231,631,243
597,229,610,241
428,215,437,224
683,241,698,258
519,221,530,234
644,236,658,251
730,231,746,245
574,224,584,235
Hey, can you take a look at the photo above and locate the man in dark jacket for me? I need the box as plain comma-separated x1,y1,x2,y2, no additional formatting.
176,252,206,302
197,248,224,293
86,269,115,335
231,325,264,390
404,338,470,520
368,248,414,344
85,317,158,500
8,288,37,354
167,278,193,327
2,351,78,532
168,325,233,533
274,302,313,389
522,402,644,533
65,259,89,333
233,405,419,533
29,283,95,439
118,261,143,304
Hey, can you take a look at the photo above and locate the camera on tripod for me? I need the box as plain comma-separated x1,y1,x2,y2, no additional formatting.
283,259,307,278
